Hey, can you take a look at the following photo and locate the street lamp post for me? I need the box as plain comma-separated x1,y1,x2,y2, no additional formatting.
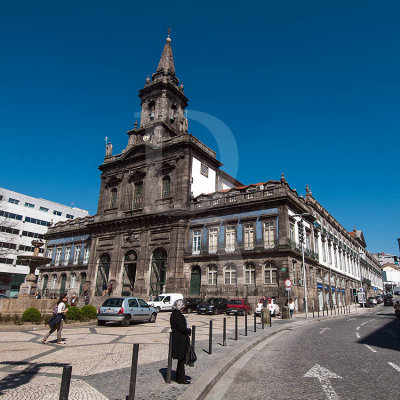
293,213,310,319
357,252,365,308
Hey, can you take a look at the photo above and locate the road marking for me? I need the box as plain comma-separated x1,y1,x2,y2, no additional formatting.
319,328,331,335
364,344,377,353
304,364,342,400
356,332,361,339
356,326,360,331
361,319,375,326
346,318,356,321
388,362,400,372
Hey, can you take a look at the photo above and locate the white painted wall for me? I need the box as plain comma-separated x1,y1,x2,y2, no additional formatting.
191,157,217,197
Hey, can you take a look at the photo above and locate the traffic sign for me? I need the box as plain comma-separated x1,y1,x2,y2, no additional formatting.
284,279,292,288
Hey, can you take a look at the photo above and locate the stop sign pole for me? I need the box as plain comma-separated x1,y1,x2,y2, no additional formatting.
284,279,292,313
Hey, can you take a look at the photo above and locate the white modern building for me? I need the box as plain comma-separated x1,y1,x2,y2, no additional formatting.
0,187,89,296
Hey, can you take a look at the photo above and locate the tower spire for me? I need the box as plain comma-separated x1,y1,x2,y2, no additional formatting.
156,35,176,76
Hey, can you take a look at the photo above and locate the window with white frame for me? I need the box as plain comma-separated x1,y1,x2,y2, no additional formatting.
264,262,278,284
322,241,326,262
73,245,81,264
224,264,237,284
244,263,255,284
47,248,53,260
263,221,275,249
55,248,62,266
225,226,236,252
83,247,90,264
328,244,332,264
192,230,201,254
306,232,311,250
70,273,76,289
208,227,218,253
63,247,71,266
207,265,217,285
314,236,319,254
289,223,295,242
51,274,57,289
244,223,254,249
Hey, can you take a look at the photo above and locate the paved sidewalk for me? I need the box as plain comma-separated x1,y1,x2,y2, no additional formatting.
0,304,372,400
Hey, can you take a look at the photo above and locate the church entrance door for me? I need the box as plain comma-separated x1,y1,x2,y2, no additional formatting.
122,251,137,296
150,249,167,298
190,266,201,295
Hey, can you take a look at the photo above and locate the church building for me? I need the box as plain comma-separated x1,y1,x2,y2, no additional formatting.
39,36,382,311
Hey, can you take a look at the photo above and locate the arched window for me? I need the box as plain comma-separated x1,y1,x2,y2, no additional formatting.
148,101,155,121
244,263,256,284
207,265,217,285
96,254,110,296
133,182,143,209
264,262,278,284
111,188,118,208
224,264,237,285
51,274,57,289
162,176,171,198
170,105,177,122
150,248,168,297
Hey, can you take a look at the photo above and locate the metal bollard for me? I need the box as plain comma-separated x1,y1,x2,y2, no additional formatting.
59,365,72,400
269,311,272,327
235,314,238,340
312,306,315,318
192,325,196,353
318,307,319,318
261,311,265,330
209,320,213,354
254,312,257,332
128,344,139,400
322,307,324,317
223,318,226,346
166,332,173,384
245,312,248,336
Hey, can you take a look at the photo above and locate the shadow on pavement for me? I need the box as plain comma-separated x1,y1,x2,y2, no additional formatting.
0,360,69,395
357,314,400,352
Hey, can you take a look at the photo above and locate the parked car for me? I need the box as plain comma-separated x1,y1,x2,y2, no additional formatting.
183,298,203,314
226,299,252,315
97,297,157,327
0,294,9,298
384,295,394,306
367,297,377,307
375,295,383,304
149,293,183,312
255,297,280,317
197,298,228,315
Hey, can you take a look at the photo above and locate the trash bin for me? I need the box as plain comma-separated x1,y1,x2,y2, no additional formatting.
281,306,290,319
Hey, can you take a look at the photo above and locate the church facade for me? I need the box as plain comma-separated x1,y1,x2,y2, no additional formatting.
39,37,382,311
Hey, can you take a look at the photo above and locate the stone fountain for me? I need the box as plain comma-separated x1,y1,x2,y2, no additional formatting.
17,240,52,297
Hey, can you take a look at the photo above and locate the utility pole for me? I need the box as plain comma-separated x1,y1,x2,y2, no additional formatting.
358,252,365,308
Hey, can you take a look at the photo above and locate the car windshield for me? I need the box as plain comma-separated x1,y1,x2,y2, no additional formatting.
102,298,123,308
206,299,219,304
153,296,165,302
229,300,242,305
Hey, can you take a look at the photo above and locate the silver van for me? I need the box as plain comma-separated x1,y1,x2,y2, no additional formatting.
97,297,157,327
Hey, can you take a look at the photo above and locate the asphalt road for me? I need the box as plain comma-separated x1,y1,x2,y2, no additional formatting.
205,305,400,400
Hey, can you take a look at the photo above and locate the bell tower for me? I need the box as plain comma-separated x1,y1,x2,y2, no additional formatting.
128,36,188,147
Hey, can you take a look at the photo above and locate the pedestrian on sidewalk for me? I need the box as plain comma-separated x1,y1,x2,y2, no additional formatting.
83,287,90,305
289,298,295,318
170,299,191,384
42,293,69,345
107,283,113,296
102,282,107,296
71,295,78,306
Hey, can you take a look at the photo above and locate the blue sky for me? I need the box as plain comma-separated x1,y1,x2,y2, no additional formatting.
1,1,399,254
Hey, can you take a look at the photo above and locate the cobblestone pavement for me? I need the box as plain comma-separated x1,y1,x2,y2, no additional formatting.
0,305,366,399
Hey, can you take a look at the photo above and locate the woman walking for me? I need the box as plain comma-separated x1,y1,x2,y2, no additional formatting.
170,299,191,384
42,293,69,344
289,298,295,318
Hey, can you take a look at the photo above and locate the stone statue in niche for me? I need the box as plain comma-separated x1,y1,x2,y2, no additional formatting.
179,116,188,133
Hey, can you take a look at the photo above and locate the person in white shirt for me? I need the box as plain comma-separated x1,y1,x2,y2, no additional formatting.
42,294,69,344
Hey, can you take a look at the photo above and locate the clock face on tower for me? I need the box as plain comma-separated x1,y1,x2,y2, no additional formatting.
143,134,150,142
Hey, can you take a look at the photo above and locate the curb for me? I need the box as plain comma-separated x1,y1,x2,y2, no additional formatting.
178,306,374,400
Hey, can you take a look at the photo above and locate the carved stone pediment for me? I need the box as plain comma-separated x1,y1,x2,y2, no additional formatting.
103,174,123,188
124,229,140,243
155,162,176,177
128,168,147,182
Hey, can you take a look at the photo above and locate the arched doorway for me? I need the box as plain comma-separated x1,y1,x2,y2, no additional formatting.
79,272,87,296
150,248,167,297
96,254,110,296
59,273,67,295
122,251,137,296
190,266,201,295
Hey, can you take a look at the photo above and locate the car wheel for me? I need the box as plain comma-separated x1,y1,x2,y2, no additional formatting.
121,315,131,327
197,311,201,315
155,306,161,313
148,313,157,323
213,308,218,315
97,320,106,326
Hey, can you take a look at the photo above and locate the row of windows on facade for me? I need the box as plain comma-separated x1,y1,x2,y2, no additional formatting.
47,246,90,266
0,210,53,227
5,197,74,218
0,227,45,239
191,221,276,253
0,257,34,266
0,242,45,253
43,272,83,290
202,263,278,285
109,176,171,209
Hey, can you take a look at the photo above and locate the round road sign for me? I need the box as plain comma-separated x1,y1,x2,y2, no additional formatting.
284,279,292,288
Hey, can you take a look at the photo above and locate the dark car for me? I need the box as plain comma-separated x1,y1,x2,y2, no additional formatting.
384,295,393,306
197,298,228,315
183,298,203,314
226,299,252,316
375,295,383,304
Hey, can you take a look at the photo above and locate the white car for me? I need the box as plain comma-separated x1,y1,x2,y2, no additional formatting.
149,293,183,312
255,298,280,317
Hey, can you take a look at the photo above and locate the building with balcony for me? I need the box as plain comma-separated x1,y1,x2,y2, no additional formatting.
38,36,382,310
0,187,89,296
